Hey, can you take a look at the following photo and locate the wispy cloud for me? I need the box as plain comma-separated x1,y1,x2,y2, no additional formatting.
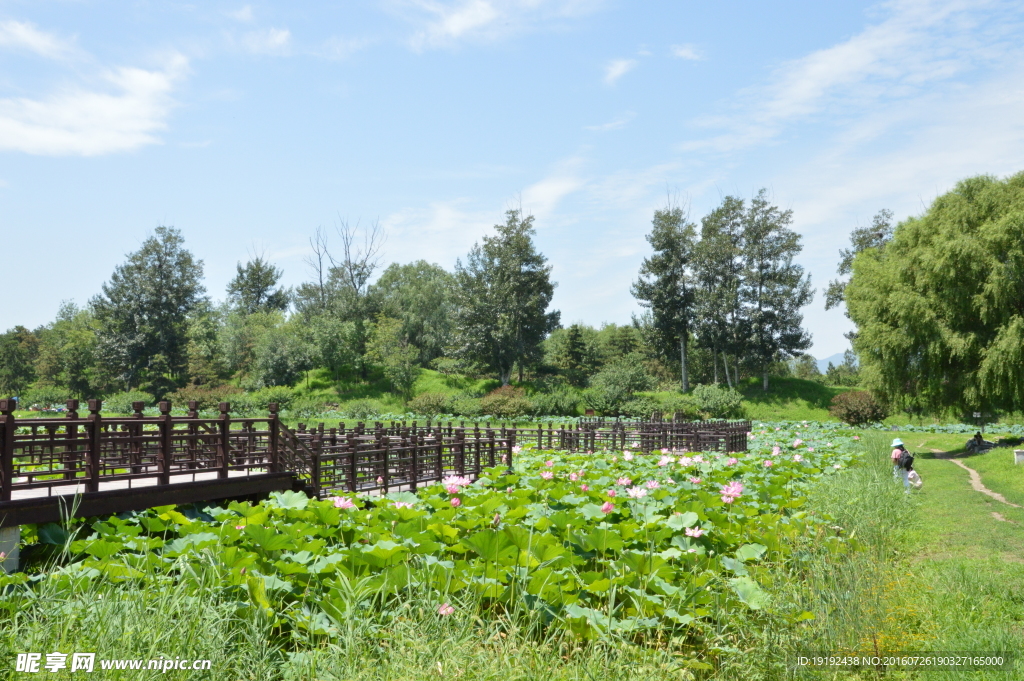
670,43,703,60
393,0,602,50
680,0,1014,154
584,111,635,131
603,58,636,85
0,52,188,156
316,36,372,60
237,28,292,55
381,199,495,266
227,6,255,22
522,164,585,219
0,20,77,60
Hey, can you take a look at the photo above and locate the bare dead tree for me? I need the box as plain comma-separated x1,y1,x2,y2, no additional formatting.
303,226,332,312
334,217,386,296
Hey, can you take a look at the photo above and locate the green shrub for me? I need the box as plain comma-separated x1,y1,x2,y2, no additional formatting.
529,387,581,417
103,390,154,414
449,394,483,418
583,353,656,415
828,390,888,426
620,395,659,418
287,396,330,420
166,384,243,412
691,383,744,418
659,393,701,420
232,386,297,416
480,386,532,418
340,398,386,420
19,384,71,411
408,392,451,416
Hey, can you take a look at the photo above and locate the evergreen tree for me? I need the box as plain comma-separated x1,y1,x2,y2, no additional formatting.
631,204,698,391
453,210,559,385
91,226,206,393
741,190,813,391
34,302,98,397
693,196,745,387
0,326,39,397
547,323,601,387
227,256,289,314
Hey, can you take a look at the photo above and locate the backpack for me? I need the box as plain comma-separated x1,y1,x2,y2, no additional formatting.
897,450,915,471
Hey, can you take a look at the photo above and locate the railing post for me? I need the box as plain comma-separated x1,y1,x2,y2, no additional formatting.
218,402,231,480
268,403,280,473
157,401,172,486
0,398,16,502
65,399,80,481
311,433,322,498
130,401,144,474
86,399,103,493
347,433,357,493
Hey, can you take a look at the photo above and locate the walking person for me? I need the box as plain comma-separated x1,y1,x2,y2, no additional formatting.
891,438,912,492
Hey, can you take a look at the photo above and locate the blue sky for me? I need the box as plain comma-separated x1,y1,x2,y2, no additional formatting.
3,0,1024,359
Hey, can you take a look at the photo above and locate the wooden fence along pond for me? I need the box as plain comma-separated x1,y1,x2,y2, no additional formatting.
0,398,748,527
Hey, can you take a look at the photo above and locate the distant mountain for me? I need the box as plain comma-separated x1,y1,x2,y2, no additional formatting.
816,353,846,373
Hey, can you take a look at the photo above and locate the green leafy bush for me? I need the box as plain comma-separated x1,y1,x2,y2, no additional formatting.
19,384,71,411
232,386,297,416
620,395,659,418
449,394,483,418
408,392,451,416
584,354,656,415
480,386,532,418
691,383,744,418
529,387,581,417
339,399,386,420
288,397,330,420
659,393,701,420
103,390,154,414
166,384,243,412
828,390,888,426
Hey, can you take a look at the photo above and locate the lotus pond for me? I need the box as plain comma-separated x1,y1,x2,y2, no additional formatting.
1,423,864,666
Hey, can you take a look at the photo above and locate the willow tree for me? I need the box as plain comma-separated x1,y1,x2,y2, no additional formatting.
846,172,1024,416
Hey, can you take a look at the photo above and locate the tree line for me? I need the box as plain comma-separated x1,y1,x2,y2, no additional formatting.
1,190,822,415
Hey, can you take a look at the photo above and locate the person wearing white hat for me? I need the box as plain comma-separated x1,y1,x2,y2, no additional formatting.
891,438,911,492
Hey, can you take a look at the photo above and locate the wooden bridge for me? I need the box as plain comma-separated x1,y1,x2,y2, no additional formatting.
0,398,748,530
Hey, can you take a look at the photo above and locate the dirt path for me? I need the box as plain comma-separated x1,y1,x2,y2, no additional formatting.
944,458,1023,508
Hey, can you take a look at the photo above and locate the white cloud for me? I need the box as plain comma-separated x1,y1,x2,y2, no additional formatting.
603,58,636,85
238,28,292,55
0,53,187,156
0,20,76,60
522,173,584,219
227,6,255,22
584,111,635,131
670,43,703,60
394,0,602,50
316,36,372,60
381,199,496,265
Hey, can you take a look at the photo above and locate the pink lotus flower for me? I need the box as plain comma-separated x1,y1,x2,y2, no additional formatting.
438,603,455,616
616,477,632,486
692,455,704,463
506,487,514,494
685,527,705,538
763,459,774,467
440,473,471,489
333,497,355,510
493,513,501,526
720,481,744,503
512,445,522,454
606,489,617,498
747,431,753,437
623,452,634,461
446,484,461,494
726,457,738,466
501,454,507,463
772,446,782,456
377,476,384,485
793,454,803,462
627,486,648,499
611,456,618,463
450,497,461,507
826,442,833,447
678,456,693,467
689,477,701,484
645,479,660,489
658,455,674,467
580,484,589,491
775,427,781,431
545,460,554,467
793,439,803,447
394,501,414,509
853,435,860,440
834,464,842,469
540,471,554,480
601,501,615,514
569,472,579,481
807,447,815,452
235,525,245,530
